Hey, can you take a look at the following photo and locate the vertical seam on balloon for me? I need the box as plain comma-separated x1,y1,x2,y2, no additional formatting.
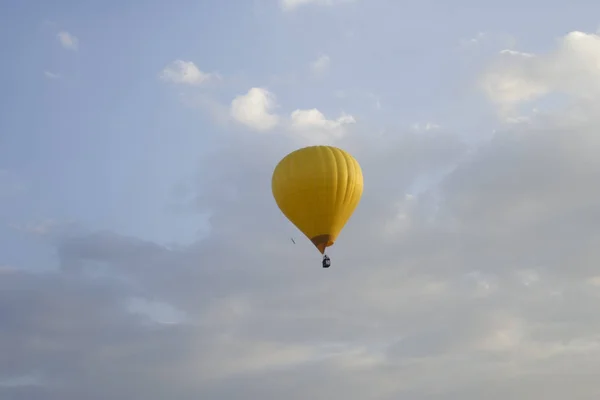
329,146,339,231
319,146,327,235
350,156,361,218
346,154,356,230
342,151,352,207
336,147,347,230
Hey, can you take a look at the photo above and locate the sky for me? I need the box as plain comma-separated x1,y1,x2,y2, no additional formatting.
2,0,600,398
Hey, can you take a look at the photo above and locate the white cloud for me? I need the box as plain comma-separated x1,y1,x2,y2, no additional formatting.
460,31,487,47
43,71,60,79
57,31,78,50
309,54,330,77
411,122,440,131
459,31,516,50
289,108,354,131
288,108,355,144
230,87,280,132
481,31,600,117
281,0,354,11
227,87,355,143
160,60,218,86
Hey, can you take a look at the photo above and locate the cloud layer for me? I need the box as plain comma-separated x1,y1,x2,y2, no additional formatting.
57,31,78,50
480,31,600,117
5,16,600,400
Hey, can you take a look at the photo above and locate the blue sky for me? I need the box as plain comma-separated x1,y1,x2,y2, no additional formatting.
3,0,600,398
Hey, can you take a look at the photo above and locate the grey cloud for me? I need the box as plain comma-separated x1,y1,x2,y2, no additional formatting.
435,111,600,279
6,98,600,399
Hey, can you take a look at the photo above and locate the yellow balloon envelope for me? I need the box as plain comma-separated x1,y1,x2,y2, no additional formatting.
271,145,364,254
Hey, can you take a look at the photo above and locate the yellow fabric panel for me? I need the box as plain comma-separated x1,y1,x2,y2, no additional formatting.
271,145,364,253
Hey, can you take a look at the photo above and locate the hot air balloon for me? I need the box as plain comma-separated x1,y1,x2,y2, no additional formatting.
271,145,364,268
